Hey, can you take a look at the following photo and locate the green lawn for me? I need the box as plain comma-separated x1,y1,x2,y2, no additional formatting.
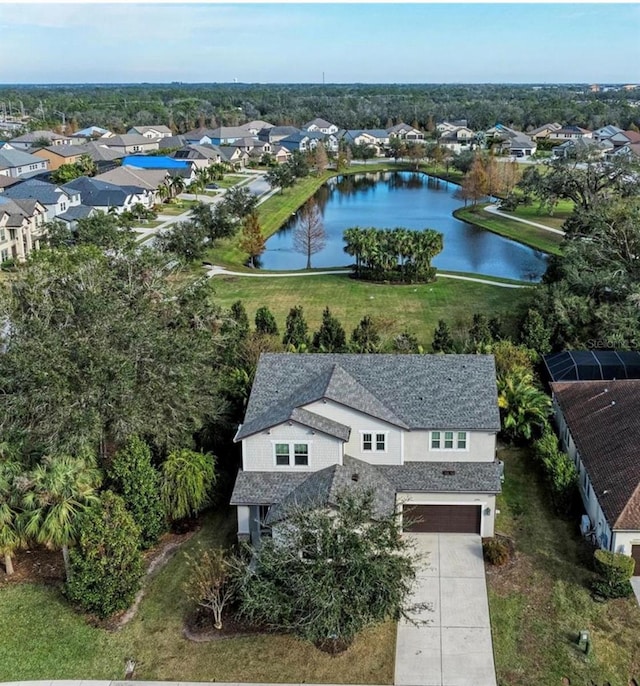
489,448,640,686
0,508,396,683
454,205,564,256
209,272,532,347
158,200,199,216
215,174,247,189
504,199,574,231
133,219,163,229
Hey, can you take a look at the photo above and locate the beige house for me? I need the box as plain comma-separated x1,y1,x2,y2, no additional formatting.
32,144,87,170
231,354,502,546
98,134,160,155
0,197,47,263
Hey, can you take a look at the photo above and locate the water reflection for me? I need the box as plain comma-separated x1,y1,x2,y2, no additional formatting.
261,171,548,281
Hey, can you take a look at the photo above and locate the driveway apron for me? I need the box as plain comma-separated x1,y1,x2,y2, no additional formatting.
395,534,497,686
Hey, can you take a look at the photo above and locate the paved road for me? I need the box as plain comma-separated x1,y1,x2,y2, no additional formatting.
395,534,497,686
205,265,529,289
484,204,565,236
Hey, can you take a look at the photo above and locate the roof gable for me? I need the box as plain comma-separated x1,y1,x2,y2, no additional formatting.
235,354,500,441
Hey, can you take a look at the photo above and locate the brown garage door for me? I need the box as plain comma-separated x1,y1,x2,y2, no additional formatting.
403,504,481,534
632,545,640,575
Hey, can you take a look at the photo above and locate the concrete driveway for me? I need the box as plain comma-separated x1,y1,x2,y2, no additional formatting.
395,534,497,686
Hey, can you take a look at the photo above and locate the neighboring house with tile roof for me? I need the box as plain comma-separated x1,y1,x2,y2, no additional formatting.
0,146,49,178
438,125,475,152
93,166,169,205
257,126,301,145
0,195,47,262
32,143,92,171
552,137,613,160
172,144,225,169
551,379,640,574
231,353,503,546
486,124,537,157
279,131,339,153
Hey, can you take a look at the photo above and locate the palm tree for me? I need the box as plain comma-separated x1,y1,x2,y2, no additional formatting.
157,183,171,204
498,370,551,442
0,460,22,576
20,453,102,582
169,175,186,199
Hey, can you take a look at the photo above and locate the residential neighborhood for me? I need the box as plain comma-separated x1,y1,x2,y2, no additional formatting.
1,4,640,686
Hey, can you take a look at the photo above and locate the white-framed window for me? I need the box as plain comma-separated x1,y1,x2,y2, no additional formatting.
274,442,309,467
0,228,5,242
431,430,468,451
361,431,387,452
1,248,9,263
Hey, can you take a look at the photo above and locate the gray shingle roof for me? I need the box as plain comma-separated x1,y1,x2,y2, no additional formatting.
377,461,503,494
289,407,351,441
0,148,47,169
235,354,500,441
265,455,396,524
57,204,95,222
4,178,69,205
230,471,309,505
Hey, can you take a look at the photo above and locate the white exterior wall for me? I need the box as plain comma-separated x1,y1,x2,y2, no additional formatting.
303,399,402,465
241,421,342,472
553,399,614,550
612,531,640,560
403,430,496,463
398,492,497,537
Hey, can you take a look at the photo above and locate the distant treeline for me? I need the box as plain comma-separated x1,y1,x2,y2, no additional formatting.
1,83,639,134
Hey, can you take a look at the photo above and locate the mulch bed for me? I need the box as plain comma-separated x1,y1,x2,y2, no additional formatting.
183,604,266,642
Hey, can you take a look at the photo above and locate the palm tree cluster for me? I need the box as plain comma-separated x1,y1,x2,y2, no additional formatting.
343,226,443,283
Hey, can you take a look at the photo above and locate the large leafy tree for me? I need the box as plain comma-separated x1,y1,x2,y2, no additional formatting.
66,490,144,618
20,452,102,582
239,490,419,651
156,220,208,262
107,435,166,548
0,247,228,458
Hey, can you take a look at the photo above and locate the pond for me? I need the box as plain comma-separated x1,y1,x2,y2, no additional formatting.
260,171,548,281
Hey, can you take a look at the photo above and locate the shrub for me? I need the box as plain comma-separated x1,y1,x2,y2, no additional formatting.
592,549,634,599
533,424,579,515
66,491,144,618
107,435,166,548
483,538,512,566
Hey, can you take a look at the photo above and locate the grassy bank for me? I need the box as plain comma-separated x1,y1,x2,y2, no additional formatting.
489,448,640,685
209,272,531,347
454,205,564,256
0,508,396,683
206,162,415,270
504,199,574,231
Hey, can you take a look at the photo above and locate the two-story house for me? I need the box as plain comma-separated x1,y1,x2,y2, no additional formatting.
0,196,47,263
3,178,82,222
302,118,339,135
387,123,425,142
0,147,49,178
231,354,502,546
127,125,173,139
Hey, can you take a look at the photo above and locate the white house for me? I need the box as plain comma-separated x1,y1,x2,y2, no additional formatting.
438,126,475,152
0,196,47,263
231,354,503,546
302,118,339,135
127,125,173,139
3,178,81,222
387,123,425,142
0,147,49,178
551,379,640,574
